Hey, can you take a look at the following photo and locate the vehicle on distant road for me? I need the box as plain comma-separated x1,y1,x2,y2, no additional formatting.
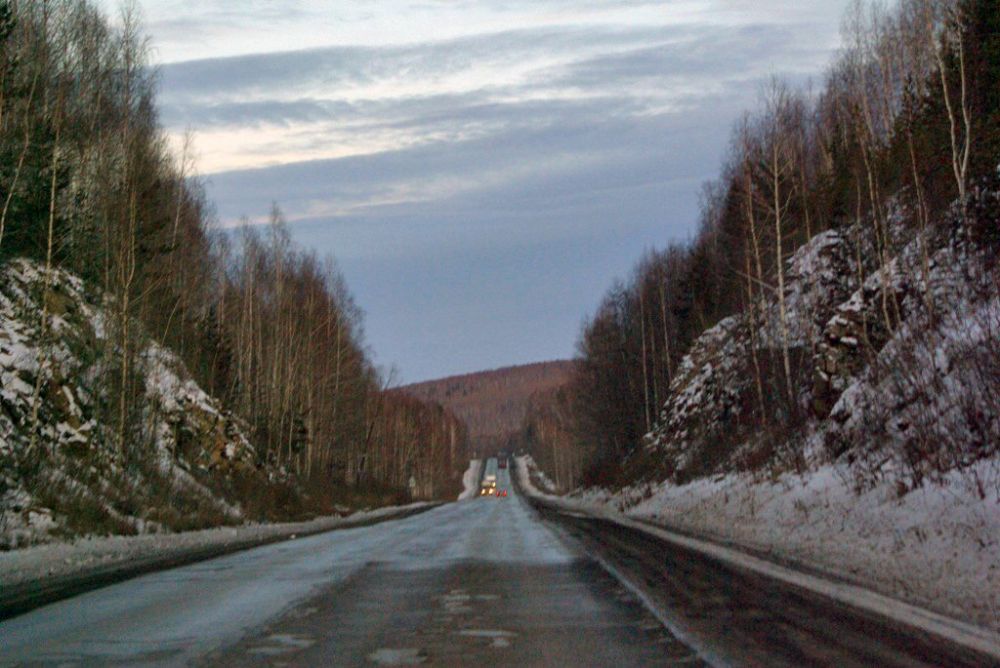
480,457,499,496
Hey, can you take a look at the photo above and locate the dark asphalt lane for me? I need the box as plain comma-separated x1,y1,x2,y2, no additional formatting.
205,560,698,666
0,464,703,667
5,457,994,667
530,499,1000,668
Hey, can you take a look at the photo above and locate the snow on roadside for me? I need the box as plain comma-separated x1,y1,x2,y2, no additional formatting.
515,455,540,496
518,457,1000,658
518,454,1000,635
0,502,434,590
515,455,557,496
458,459,483,500
628,463,1000,632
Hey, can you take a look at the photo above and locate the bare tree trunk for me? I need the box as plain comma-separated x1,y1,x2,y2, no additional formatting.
931,3,971,211
657,273,672,386
906,126,936,319
853,175,873,354
743,163,766,296
744,237,767,419
118,188,137,456
26,120,62,463
639,287,651,433
857,135,897,332
741,156,770,421
772,143,795,408
0,67,40,251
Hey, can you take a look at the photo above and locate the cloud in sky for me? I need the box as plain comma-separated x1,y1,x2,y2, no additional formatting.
106,0,850,382
155,18,832,174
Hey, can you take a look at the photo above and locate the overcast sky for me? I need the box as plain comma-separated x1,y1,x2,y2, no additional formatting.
101,0,850,383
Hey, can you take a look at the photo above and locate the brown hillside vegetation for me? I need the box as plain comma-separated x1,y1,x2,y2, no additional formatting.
401,361,575,454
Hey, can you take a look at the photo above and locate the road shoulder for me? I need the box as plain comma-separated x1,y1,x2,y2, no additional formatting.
513,457,1000,664
0,502,439,621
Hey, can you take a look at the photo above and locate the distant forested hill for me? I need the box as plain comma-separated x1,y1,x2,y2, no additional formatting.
400,361,574,455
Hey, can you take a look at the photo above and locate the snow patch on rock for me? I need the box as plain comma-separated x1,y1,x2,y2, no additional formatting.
0,259,258,548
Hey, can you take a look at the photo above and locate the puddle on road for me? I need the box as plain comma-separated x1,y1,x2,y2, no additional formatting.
367,647,427,665
457,629,515,638
286,605,320,619
439,589,473,614
457,628,516,649
247,633,315,656
437,588,501,613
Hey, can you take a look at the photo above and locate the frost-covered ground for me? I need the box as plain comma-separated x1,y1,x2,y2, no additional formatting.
0,502,434,590
517,455,1000,634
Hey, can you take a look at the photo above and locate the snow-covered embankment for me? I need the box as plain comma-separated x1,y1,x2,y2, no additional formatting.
458,459,483,500
515,455,1000,658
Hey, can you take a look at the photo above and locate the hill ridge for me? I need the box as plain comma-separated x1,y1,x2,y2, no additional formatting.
400,360,575,455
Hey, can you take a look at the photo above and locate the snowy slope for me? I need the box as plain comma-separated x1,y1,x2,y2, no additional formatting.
645,190,999,484
539,187,1000,633
0,259,259,548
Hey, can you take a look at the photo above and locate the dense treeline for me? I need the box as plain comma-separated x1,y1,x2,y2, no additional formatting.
0,0,466,510
522,0,1000,488
513,385,583,493
378,391,468,497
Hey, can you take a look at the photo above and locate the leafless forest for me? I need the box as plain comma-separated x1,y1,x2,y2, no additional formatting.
521,0,1000,492
0,0,467,540
401,361,574,456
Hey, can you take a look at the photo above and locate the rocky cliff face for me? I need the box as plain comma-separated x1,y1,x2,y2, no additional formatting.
0,259,259,548
646,190,1000,488
645,224,869,480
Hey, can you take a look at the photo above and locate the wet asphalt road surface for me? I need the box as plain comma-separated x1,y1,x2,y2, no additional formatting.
0,466,702,666
3,461,997,667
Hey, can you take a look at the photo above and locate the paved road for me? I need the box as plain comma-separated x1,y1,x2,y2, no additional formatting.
5,462,996,667
0,465,701,666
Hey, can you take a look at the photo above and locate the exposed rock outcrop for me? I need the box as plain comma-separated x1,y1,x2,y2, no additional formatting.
0,259,259,548
646,191,999,487
647,225,867,479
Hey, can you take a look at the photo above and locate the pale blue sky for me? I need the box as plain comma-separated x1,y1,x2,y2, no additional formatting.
103,0,849,382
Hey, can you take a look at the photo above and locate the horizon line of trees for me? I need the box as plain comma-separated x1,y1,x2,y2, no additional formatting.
0,0,468,511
